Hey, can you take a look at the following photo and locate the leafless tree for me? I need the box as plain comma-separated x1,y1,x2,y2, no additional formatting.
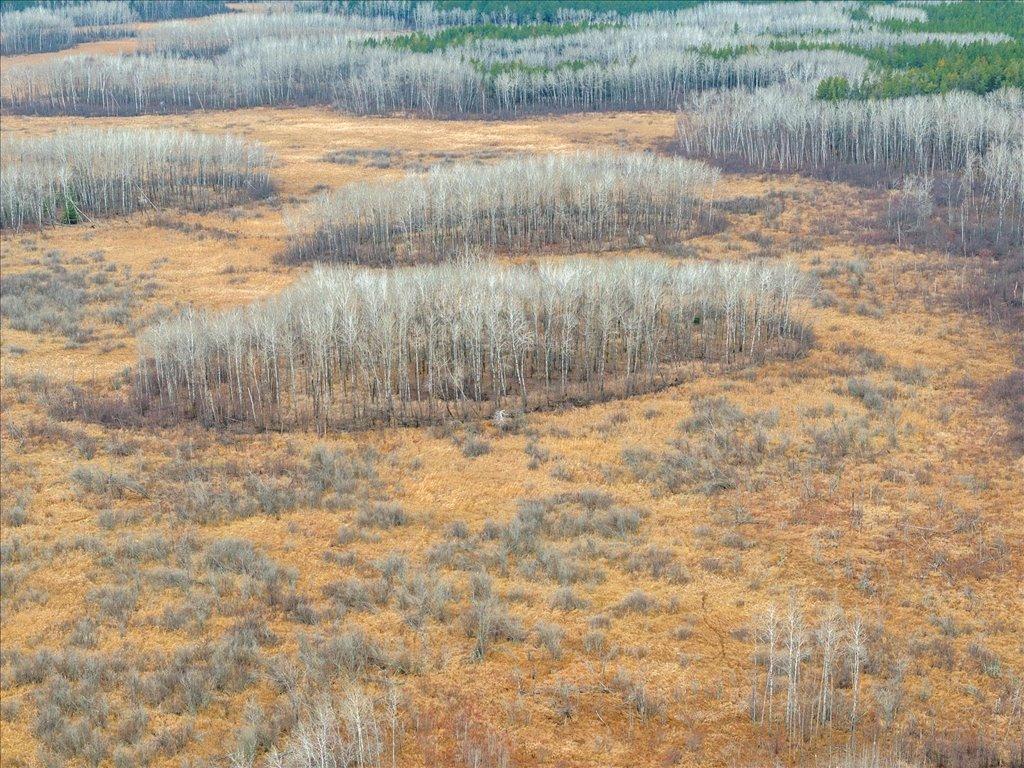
847,615,866,751
138,11,385,58
784,598,806,742
680,87,1021,177
264,692,384,768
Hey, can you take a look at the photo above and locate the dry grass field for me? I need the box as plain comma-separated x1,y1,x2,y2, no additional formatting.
2,106,1021,768
1,5,1022,767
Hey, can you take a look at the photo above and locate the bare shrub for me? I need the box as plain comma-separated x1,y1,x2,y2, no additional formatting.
987,366,1024,452
394,570,453,627
356,502,407,529
611,670,665,720
549,586,588,611
70,465,146,500
627,396,778,494
461,436,492,458
464,595,526,660
535,622,565,659
298,630,393,680
615,589,657,615
846,377,896,411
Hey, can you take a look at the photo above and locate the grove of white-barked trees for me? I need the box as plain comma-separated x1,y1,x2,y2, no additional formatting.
139,258,810,430
0,128,272,230
0,1,227,55
678,87,1024,246
0,38,867,117
286,153,720,264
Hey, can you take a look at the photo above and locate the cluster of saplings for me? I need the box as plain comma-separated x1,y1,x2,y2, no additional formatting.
679,87,1024,247
285,153,720,265
0,128,272,230
0,1,228,55
138,259,808,431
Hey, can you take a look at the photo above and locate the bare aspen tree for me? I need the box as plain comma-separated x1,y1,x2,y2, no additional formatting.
0,1,226,55
784,598,806,743
847,615,866,752
679,88,1021,179
3,1,1011,115
0,7,74,55
139,11,387,57
814,604,843,730
758,603,779,725
0,42,866,117
747,602,887,749
679,87,1024,246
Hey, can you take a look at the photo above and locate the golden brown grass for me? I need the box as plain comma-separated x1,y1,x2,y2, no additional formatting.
1,107,1021,768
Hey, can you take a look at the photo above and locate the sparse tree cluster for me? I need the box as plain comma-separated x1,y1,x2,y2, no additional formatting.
751,601,876,750
979,139,1024,245
865,4,929,24
139,259,809,430
125,0,229,22
0,1,229,55
679,87,1024,245
679,87,1021,176
0,128,272,230
0,6,75,54
61,1,137,26
286,153,720,265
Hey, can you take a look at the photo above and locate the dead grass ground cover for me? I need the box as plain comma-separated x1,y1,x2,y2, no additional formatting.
1,107,1021,768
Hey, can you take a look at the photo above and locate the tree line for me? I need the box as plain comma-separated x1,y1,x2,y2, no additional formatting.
285,153,720,265
0,128,272,230
4,2,1010,109
0,4,125,55
0,40,867,117
138,10,389,58
138,258,810,431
